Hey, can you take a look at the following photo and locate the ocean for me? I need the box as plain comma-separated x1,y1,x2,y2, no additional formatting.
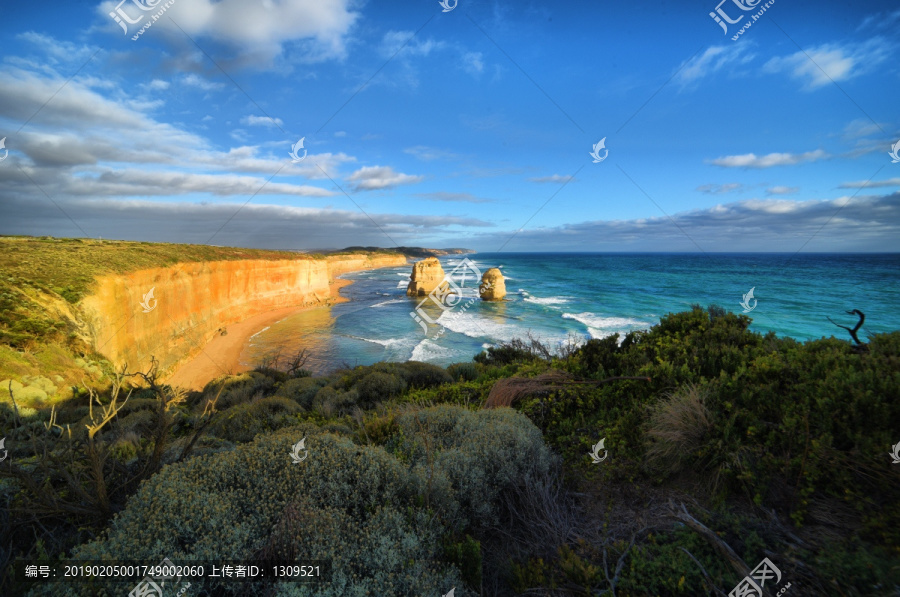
241,253,900,375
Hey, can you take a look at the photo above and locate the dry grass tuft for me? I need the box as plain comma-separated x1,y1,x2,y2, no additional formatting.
484,371,574,409
646,384,714,475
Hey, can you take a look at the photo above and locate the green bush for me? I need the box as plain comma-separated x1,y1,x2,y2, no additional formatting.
447,362,479,382
206,372,277,410
208,396,302,443
275,376,330,410
356,371,406,406
398,361,453,389
312,387,359,417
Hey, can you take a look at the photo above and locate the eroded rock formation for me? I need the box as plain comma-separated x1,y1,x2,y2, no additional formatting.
480,267,506,301
406,257,447,297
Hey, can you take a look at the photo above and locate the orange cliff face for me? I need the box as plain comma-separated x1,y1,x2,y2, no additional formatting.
79,254,408,377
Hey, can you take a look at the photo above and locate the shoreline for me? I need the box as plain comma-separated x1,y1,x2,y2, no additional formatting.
164,278,354,391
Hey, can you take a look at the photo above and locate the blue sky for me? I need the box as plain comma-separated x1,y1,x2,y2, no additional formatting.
0,0,898,251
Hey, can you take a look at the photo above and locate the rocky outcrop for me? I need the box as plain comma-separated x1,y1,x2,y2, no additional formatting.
480,268,506,301
406,257,447,297
80,253,407,376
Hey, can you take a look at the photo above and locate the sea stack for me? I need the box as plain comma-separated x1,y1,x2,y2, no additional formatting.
479,268,506,301
406,257,447,297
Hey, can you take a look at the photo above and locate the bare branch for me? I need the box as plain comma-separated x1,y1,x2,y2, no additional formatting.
827,309,866,346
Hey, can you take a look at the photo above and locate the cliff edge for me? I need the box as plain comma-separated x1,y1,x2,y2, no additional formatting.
80,253,407,380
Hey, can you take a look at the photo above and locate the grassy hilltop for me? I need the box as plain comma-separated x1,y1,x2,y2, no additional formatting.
0,301,897,595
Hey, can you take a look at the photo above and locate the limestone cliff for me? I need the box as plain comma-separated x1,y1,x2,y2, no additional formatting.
480,268,507,301
406,257,447,297
80,253,407,376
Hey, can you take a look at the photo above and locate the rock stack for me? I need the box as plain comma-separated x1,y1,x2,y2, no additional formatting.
406,257,447,297
479,268,506,301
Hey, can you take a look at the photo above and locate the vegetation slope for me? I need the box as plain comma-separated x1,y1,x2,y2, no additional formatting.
2,303,898,596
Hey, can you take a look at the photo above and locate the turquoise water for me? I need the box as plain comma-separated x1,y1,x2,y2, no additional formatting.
242,253,900,375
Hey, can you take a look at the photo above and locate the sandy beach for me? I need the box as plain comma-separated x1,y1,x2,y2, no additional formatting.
164,278,354,391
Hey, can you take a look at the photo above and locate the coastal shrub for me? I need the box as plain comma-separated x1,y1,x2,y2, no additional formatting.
447,362,479,382
356,371,406,406
393,405,556,531
275,376,330,410
33,426,468,597
573,333,626,377
474,342,538,366
398,361,453,389
206,372,277,410
312,387,359,417
263,500,465,597
208,396,302,443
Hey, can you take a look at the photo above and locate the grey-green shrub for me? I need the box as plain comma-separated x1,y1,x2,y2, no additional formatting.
393,405,556,531
30,406,550,596
30,425,465,597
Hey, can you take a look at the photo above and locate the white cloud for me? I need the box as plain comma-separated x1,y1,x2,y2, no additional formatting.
98,0,359,66
17,31,96,65
529,174,575,184
142,79,171,91
675,44,753,85
0,62,359,205
838,178,900,189
466,192,900,252
181,74,225,91
462,52,484,76
403,146,460,161
709,149,828,168
766,186,800,195
241,115,284,127
858,9,900,31
415,192,494,204
0,197,494,249
763,39,890,90
379,30,444,59
696,183,743,194
346,166,424,191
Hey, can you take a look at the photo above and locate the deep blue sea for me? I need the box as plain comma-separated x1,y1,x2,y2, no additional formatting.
242,253,900,375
